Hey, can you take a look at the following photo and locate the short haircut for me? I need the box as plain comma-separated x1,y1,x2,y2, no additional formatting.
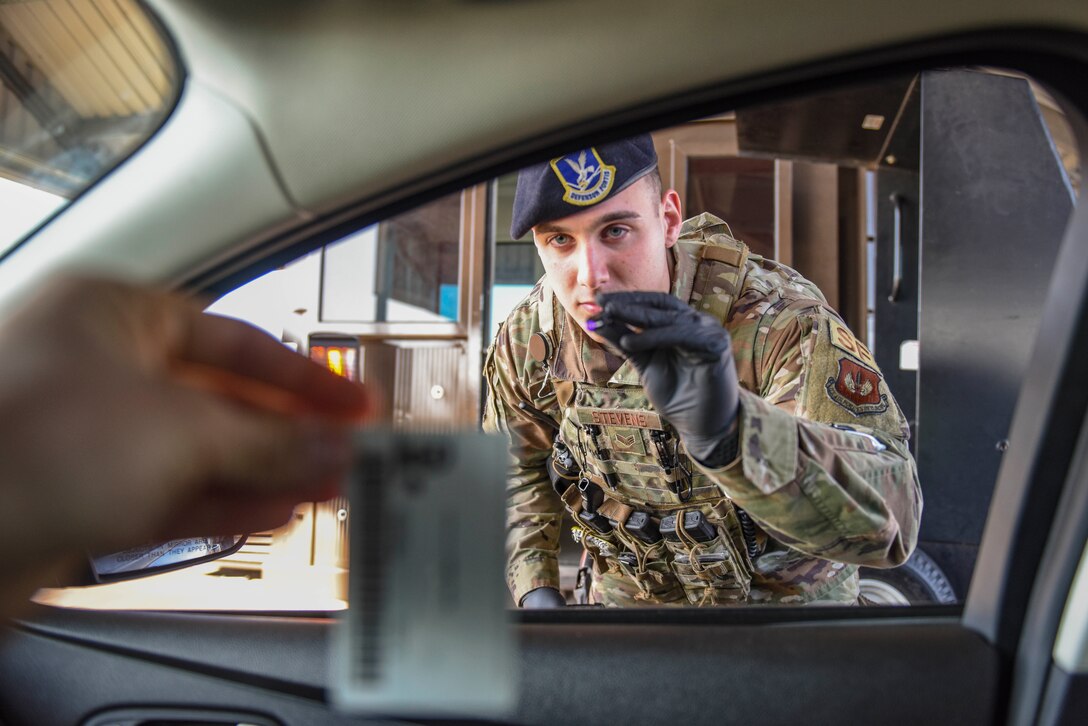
645,167,663,199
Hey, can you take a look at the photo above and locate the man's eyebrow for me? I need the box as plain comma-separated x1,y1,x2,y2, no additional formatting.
594,210,642,226
535,210,642,235
533,221,568,234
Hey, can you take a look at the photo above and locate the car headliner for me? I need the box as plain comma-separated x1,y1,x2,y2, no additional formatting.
0,0,1085,308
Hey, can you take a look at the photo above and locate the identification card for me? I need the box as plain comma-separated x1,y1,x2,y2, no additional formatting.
331,429,515,717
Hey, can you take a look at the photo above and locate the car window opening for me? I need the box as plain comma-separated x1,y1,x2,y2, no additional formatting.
32,66,1080,614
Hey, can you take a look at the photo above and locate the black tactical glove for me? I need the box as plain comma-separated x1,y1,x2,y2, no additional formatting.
593,291,740,466
520,586,567,609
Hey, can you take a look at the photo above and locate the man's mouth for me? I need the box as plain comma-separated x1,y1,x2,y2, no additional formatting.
579,301,602,317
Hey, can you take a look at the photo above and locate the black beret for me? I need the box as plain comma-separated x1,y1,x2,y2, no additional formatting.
510,134,658,240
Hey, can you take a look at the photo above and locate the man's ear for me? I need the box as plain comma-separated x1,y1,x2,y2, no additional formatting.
662,189,683,248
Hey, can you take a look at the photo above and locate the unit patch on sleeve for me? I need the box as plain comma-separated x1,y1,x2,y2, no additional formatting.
825,358,889,416
828,318,877,369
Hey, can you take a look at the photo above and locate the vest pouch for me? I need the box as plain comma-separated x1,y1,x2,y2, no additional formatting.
584,497,684,604
561,479,606,571
571,522,619,576
549,437,580,495
594,540,685,605
662,510,752,605
706,499,759,581
559,479,584,516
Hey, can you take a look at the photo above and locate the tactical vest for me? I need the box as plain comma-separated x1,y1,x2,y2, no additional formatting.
532,217,856,606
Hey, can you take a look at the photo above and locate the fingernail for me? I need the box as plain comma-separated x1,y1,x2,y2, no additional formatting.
587,314,610,331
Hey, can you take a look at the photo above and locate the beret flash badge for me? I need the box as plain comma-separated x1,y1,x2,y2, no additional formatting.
550,148,616,206
826,358,889,416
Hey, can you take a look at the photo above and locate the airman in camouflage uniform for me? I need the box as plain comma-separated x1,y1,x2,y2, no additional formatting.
483,135,921,607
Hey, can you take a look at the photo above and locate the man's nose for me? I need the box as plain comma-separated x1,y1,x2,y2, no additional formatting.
576,241,609,290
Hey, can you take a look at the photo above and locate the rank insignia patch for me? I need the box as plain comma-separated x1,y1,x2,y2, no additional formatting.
550,148,616,206
826,358,889,416
609,429,646,455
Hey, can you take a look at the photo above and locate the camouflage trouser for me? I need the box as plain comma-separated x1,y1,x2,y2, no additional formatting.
799,574,861,605
589,561,861,607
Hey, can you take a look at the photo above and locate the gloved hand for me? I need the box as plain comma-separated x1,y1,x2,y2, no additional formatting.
592,291,740,465
520,586,567,608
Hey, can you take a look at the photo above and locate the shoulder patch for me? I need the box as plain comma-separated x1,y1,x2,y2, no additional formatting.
827,318,877,369
549,148,616,206
825,358,889,416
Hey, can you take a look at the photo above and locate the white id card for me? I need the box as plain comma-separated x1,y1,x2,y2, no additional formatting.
331,429,515,717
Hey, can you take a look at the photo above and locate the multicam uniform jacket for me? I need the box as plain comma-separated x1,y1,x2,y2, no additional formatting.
483,214,922,607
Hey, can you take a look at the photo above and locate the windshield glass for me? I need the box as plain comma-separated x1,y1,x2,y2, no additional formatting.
0,0,178,255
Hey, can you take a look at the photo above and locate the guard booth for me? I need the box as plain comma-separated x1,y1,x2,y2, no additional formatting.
880,71,1074,599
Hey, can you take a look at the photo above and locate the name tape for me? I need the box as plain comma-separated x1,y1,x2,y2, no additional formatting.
576,407,663,430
